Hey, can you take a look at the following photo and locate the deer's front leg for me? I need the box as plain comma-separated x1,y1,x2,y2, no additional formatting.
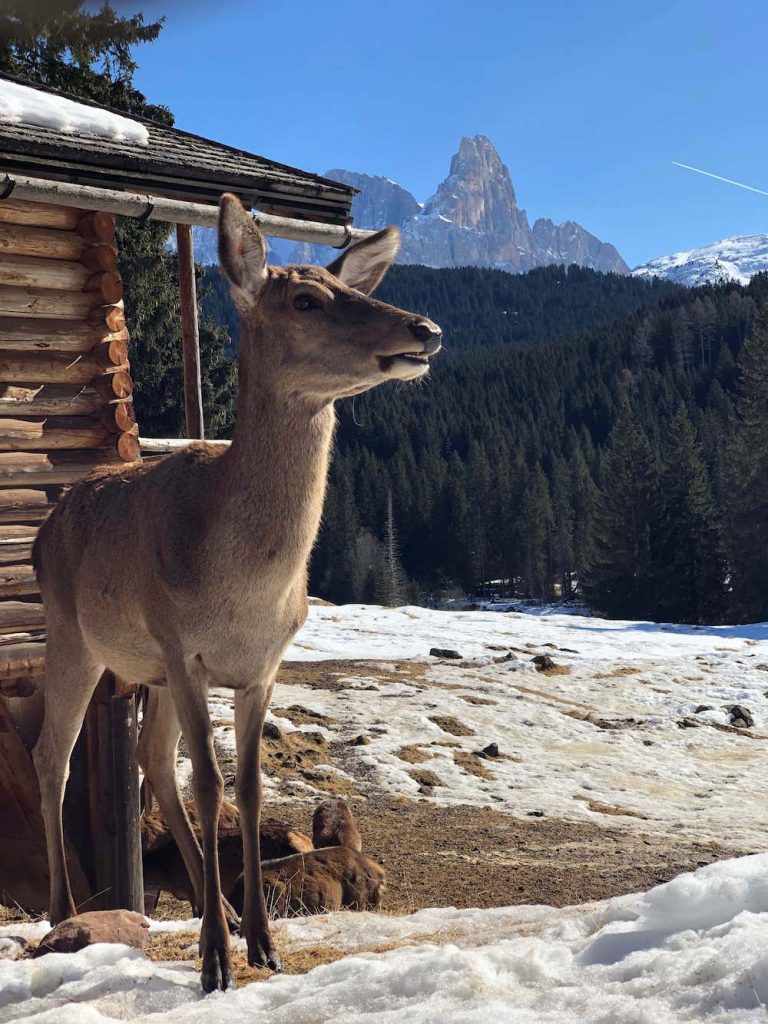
235,683,281,972
168,657,232,993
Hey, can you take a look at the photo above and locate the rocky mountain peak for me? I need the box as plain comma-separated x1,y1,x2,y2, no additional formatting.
423,134,518,233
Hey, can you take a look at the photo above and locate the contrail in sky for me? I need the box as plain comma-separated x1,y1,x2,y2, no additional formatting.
672,161,768,198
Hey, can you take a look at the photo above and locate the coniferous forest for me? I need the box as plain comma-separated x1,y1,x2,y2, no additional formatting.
201,262,768,625
7,2,767,627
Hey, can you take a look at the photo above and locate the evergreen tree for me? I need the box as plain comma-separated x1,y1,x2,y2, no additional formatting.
726,306,768,619
584,399,659,618
377,490,408,606
654,407,727,623
0,1,236,438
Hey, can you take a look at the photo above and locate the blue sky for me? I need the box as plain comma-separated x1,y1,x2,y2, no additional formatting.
129,0,768,266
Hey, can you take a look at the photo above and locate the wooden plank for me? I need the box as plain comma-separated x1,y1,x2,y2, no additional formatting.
0,319,127,353
0,564,39,598
0,601,44,634
0,254,90,292
0,639,46,679
0,345,127,384
0,450,130,486
0,416,115,451
0,223,88,261
0,382,131,415
0,198,83,231
0,285,96,319
0,488,54,522
176,224,205,440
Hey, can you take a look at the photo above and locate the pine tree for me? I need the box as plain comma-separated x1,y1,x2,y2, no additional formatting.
583,399,658,618
377,490,408,606
726,306,768,619
518,465,553,600
654,407,727,623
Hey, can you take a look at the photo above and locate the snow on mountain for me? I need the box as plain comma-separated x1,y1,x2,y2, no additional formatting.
633,234,768,286
289,136,629,275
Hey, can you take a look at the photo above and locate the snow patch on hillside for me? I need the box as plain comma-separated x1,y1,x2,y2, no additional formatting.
633,234,768,286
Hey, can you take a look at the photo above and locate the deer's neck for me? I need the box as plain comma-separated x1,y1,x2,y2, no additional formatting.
218,343,336,578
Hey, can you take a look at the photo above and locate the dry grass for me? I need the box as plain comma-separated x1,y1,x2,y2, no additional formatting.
594,667,640,679
273,705,337,728
408,768,443,788
573,795,648,820
537,664,572,677
457,694,497,706
428,716,475,737
396,745,431,765
276,660,428,693
453,751,493,780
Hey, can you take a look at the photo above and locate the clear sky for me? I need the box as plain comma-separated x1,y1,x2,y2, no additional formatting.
127,0,768,267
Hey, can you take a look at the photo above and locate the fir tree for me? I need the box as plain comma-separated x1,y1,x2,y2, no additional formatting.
655,407,727,623
584,399,659,618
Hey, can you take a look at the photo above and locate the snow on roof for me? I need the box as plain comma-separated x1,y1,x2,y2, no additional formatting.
0,79,149,146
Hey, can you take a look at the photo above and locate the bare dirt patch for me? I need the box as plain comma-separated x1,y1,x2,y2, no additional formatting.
273,706,337,728
277,660,429,693
458,694,497,706
429,715,476,737
408,768,443,788
397,745,431,765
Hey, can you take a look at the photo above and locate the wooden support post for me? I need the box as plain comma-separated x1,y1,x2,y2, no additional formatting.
176,223,204,440
81,672,144,913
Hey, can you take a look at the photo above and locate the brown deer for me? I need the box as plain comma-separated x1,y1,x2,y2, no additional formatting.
31,193,441,992
312,798,362,851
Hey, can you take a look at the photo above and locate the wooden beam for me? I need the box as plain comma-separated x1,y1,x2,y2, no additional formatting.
0,564,39,598
0,319,127,353
0,601,44,634
0,345,127,384
0,639,46,679
0,198,82,231
176,223,204,440
0,285,96,320
0,450,133,486
82,674,144,914
0,383,131,415
0,223,88,261
0,488,55,522
2,173,372,247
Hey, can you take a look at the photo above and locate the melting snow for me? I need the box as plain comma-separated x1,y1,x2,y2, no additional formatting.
0,80,149,145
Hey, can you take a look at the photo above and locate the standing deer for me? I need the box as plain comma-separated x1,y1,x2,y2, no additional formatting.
31,193,441,992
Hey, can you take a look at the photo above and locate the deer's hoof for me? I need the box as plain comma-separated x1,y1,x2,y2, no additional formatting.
200,932,232,993
247,940,281,972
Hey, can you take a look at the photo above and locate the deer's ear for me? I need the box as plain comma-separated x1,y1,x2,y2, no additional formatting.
218,193,268,309
326,226,400,295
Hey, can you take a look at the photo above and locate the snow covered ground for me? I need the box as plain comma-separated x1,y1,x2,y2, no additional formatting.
3,603,768,1021
633,233,768,286
3,853,768,1021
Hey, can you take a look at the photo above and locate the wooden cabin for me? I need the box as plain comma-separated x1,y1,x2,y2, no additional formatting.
0,73,360,914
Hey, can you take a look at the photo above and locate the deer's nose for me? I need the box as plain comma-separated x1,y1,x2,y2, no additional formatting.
409,319,442,348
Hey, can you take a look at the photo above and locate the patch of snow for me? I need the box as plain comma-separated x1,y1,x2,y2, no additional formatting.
0,80,149,145
3,856,768,1021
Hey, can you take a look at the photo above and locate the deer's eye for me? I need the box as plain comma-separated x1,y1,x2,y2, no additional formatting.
293,294,321,311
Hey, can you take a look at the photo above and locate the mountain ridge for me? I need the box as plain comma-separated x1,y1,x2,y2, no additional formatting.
633,234,768,286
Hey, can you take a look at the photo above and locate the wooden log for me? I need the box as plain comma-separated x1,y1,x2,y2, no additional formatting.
80,245,117,274
0,489,54,522
0,639,46,679
0,254,90,292
103,400,136,433
0,450,131,486
0,318,128,353
0,564,39,598
0,223,87,262
88,304,125,333
116,429,141,463
0,416,114,451
177,224,205,439
0,345,127,384
0,537,34,564
0,382,131,415
0,198,82,231
77,212,116,244
0,285,95,320
0,602,44,634
84,271,123,305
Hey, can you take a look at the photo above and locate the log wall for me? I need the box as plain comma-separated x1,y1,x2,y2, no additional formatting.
0,199,143,914
0,200,140,690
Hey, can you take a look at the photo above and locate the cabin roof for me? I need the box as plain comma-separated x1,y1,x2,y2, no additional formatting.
0,73,356,225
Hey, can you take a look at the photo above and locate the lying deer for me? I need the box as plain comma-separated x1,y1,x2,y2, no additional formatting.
32,194,441,992
231,847,386,918
312,798,362,852
142,800,313,916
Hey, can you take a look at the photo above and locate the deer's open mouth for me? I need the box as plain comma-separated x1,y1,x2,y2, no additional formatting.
378,352,430,372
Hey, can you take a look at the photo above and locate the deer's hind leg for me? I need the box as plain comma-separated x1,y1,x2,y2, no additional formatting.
32,623,103,925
